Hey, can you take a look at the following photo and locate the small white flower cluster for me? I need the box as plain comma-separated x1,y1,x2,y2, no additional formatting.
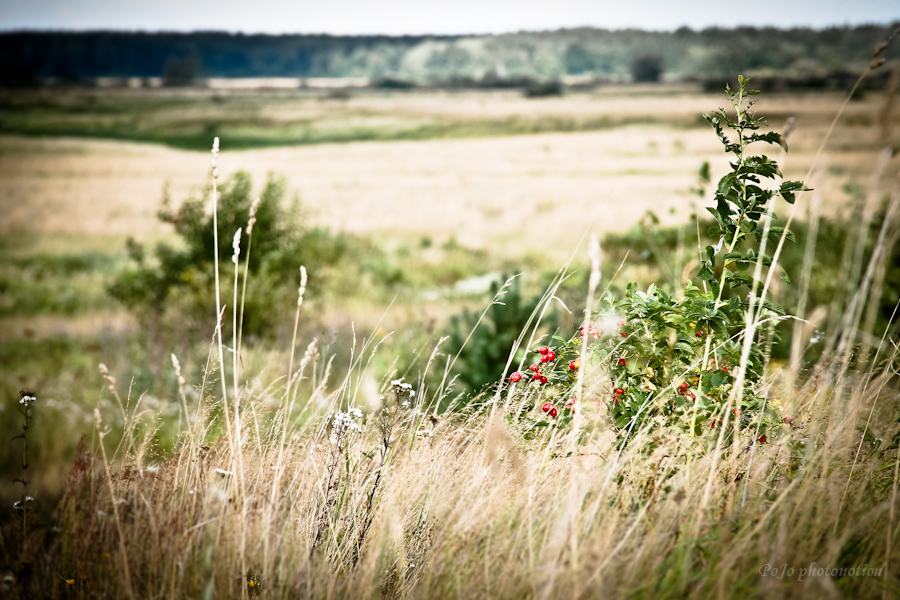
13,496,34,511
332,407,364,434
391,379,416,398
19,394,36,407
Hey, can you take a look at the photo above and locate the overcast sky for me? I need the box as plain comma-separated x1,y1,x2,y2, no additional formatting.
1,0,898,35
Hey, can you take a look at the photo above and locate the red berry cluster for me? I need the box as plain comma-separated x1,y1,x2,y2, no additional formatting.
612,387,625,404
509,344,571,387
677,382,696,402
541,402,558,418
578,325,601,339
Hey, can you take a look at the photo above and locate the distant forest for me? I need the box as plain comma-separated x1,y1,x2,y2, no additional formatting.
1,24,898,84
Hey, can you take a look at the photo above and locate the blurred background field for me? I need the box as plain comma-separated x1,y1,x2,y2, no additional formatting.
3,76,899,496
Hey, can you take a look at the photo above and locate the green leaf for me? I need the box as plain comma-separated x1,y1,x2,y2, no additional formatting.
717,173,736,196
747,131,785,149
779,180,808,204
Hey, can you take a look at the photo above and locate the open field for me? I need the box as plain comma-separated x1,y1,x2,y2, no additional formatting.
1,86,898,249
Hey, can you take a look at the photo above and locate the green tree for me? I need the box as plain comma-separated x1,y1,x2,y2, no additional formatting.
630,54,664,82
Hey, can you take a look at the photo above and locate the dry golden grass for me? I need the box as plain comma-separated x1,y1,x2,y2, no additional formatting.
14,311,895,599
1,88,897,257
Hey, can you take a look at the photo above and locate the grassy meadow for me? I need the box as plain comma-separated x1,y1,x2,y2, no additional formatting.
1,74,900,598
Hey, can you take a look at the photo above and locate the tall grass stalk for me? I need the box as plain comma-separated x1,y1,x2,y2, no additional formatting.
209,138,236,477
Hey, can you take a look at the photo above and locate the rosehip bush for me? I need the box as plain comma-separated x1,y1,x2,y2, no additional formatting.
508,77,803,450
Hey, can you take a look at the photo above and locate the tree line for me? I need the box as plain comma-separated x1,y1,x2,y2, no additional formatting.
0,24,897,85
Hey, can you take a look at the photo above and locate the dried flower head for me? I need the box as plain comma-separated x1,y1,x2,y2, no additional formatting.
297,266,308,308
18,390,36,406
247,197,261,235
171,354,186,387
232,228,242,264
211,137,220,179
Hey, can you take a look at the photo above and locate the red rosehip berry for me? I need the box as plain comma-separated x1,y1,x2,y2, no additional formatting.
541,402,553,412
545,351,556,361
540,355,551,363
538,346,549,355
618,358,627,366
620,332,627,337
783,416,793,425
529,364,540,372
540,376,548,384
758,434,767,443
549,408,558,418
509,372,522,382
617,320,625,327
722,366,728,372
616,388,624,395
733,409,742,417
696,330,703,337
533,373,542,381
569,360,580,370
688,392,696,401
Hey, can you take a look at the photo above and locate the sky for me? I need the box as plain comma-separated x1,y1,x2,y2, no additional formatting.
1,0,898,35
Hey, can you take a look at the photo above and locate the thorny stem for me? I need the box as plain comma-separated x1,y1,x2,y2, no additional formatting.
14,398,32,555
354,410,395,565
311,430,345,557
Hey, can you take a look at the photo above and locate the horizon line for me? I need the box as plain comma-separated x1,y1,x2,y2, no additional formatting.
1,21,898,38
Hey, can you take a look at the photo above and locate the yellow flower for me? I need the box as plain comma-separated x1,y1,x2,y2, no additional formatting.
66,579,75,587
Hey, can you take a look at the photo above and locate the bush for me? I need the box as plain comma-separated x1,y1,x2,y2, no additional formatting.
508,77,804,449
630,54,664,83
108,171,402,343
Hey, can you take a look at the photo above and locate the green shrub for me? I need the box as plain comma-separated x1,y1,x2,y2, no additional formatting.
108,171,403,342
510,77,804,449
